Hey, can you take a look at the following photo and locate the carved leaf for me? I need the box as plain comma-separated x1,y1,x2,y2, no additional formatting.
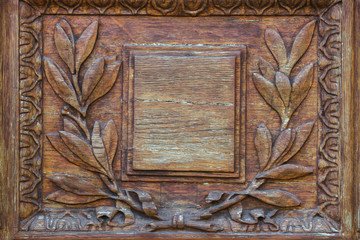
82,57,105,101
277,121,314,165
96,204,135,227
265,28,287,69
246,0,274,15
54,19,75,74
116,202,135,227
75,21,99,72
91,121,110,173
257,164,313,180
63,118,82,136
290,63,314,110
278,0,306,14
228,202,243,223
253,73,284,115
205,191,227,203
47,134,100,173
102,119,118,168
127,190,160,219
54,0,82,13
44,57,81,112
87,0,116,14
275,72,291,107
50,174,109,196
266,128,293,170
86,56,121,107
249,190,301,207
255,124,272,170
288,20,316,71
274,128,296,166
59,131,106,174
258,57,275,81
46,190,105,204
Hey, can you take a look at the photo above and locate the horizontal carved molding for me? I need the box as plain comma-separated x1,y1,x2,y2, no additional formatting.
22,0,338,16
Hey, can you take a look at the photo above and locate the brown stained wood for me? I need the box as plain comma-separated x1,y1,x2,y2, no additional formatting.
0,0,19,239
132,54,236,172
0,0,357,239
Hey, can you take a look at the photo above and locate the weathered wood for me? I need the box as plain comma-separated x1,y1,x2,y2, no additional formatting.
0,0,19,239
0,0,359,239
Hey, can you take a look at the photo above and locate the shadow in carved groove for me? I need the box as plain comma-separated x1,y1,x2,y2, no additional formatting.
18,0,341,233
145,20,317,232
45,18,317,232
44,19,159,228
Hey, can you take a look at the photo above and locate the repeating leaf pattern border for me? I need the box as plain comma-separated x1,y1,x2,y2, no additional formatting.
22,0,336,16
18,0,342,234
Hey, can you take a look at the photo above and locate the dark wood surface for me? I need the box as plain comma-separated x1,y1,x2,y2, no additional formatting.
0,0,359,239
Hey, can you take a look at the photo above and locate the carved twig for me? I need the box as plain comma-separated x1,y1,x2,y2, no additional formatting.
196,20,317,228
44,19,159,227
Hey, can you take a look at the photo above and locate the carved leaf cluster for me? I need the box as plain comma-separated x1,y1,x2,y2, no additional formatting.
44,19,121,117
44,19,159,227
253,20,316,130
202,20,317,226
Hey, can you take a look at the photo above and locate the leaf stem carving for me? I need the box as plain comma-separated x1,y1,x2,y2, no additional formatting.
254,20,316,130
44,18,317,232
195,20,317,229
45,19,159,227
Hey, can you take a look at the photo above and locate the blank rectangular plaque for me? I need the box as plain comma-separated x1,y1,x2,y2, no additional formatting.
122,45,246,181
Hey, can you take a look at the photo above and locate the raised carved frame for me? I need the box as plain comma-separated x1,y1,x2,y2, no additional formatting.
7,0,353,239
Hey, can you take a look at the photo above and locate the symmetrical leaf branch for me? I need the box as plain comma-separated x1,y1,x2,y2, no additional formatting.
44,19,159,227
253,20,316,130
197,20,317,229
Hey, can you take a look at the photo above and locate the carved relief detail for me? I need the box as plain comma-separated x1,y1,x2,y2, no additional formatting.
21,0,335,15
19,1,43,224
142,18,318,233
18,0,342,234
318,2,341,226
43,19,159,228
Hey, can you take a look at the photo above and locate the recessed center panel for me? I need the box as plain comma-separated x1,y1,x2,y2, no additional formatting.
122,44,245,181
133,54,236,172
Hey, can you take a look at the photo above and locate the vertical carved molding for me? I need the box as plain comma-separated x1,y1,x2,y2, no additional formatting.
19,1,43,225
318,1,341,228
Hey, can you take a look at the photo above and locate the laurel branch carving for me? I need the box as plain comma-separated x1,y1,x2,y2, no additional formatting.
43,19,159,227
144,19,317,232
19,0,342,234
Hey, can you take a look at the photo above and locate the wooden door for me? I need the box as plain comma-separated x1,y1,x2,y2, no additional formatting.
1,0,359,239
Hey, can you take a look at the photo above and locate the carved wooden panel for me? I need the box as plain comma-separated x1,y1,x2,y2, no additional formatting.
2,0,356,239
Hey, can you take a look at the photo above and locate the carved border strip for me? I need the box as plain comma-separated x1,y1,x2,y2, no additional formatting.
19,2,43,225
23,0,336,16
18,0,342,234
317,0,341,225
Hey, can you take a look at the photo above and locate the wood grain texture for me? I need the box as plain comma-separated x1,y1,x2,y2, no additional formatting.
3,0,357,239
356,1,360,238
121,44,245,182
20,0,336,15
0,0,19,239
132,55,236,172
